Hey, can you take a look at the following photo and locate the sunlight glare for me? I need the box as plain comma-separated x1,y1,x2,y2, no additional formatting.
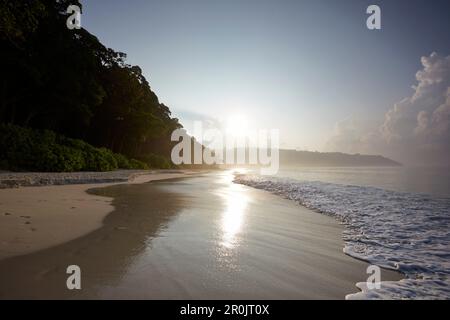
220,171,249,248
226,114,249,138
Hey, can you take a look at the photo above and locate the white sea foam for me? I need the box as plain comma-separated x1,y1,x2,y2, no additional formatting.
234,174,450,299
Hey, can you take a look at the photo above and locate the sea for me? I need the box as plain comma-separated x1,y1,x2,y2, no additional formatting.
234,166,450,299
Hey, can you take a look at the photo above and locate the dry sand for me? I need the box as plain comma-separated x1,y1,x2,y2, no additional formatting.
0,172,402,299
0,171,198,260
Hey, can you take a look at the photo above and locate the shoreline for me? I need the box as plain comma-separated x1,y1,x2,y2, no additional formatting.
0,170,204,260
0,172,402,299
0,169,201,189
0,171,403,299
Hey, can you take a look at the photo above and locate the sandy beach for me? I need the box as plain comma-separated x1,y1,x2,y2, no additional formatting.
0,171,401,299
0,170,199,260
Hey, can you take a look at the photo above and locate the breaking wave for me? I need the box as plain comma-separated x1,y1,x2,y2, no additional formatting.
234,174,450,299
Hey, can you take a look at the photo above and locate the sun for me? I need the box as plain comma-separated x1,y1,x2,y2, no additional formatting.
226,114,249,138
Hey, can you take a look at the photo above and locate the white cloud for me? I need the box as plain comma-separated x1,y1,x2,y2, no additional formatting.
326,53,450,165
326,117,365,154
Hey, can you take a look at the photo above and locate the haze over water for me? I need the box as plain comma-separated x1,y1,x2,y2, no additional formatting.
276,166,450,198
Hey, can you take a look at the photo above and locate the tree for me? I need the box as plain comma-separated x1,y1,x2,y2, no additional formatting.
0,0,183,166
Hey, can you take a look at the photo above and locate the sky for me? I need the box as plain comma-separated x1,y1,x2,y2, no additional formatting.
82,0,450,165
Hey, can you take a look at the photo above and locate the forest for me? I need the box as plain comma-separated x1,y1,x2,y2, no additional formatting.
0,0,184,171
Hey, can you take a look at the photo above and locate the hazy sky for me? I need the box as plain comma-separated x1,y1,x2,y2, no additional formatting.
83,0,450,164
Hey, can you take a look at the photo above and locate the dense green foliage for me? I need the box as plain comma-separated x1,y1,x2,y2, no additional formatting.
140,154,174,170
0,0,183,171
0,124,148,172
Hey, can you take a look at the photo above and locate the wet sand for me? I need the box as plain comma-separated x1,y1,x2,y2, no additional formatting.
0,172,401,299
0,171,197,260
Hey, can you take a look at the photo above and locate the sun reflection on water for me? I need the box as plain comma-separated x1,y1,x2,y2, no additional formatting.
219,170,249,249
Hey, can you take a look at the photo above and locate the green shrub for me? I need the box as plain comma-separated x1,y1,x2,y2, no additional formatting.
0,124,160,172
139,153,173,169
113,153,131,169
129,159,149,170
98,148,118,171
46,144,85,172
75,146,114,171
0,124,132,172
0,159,8,170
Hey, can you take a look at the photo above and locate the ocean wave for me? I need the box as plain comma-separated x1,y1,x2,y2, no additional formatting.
234,174,450,299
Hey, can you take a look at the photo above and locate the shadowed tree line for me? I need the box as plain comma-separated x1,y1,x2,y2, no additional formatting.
0,0,184,170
